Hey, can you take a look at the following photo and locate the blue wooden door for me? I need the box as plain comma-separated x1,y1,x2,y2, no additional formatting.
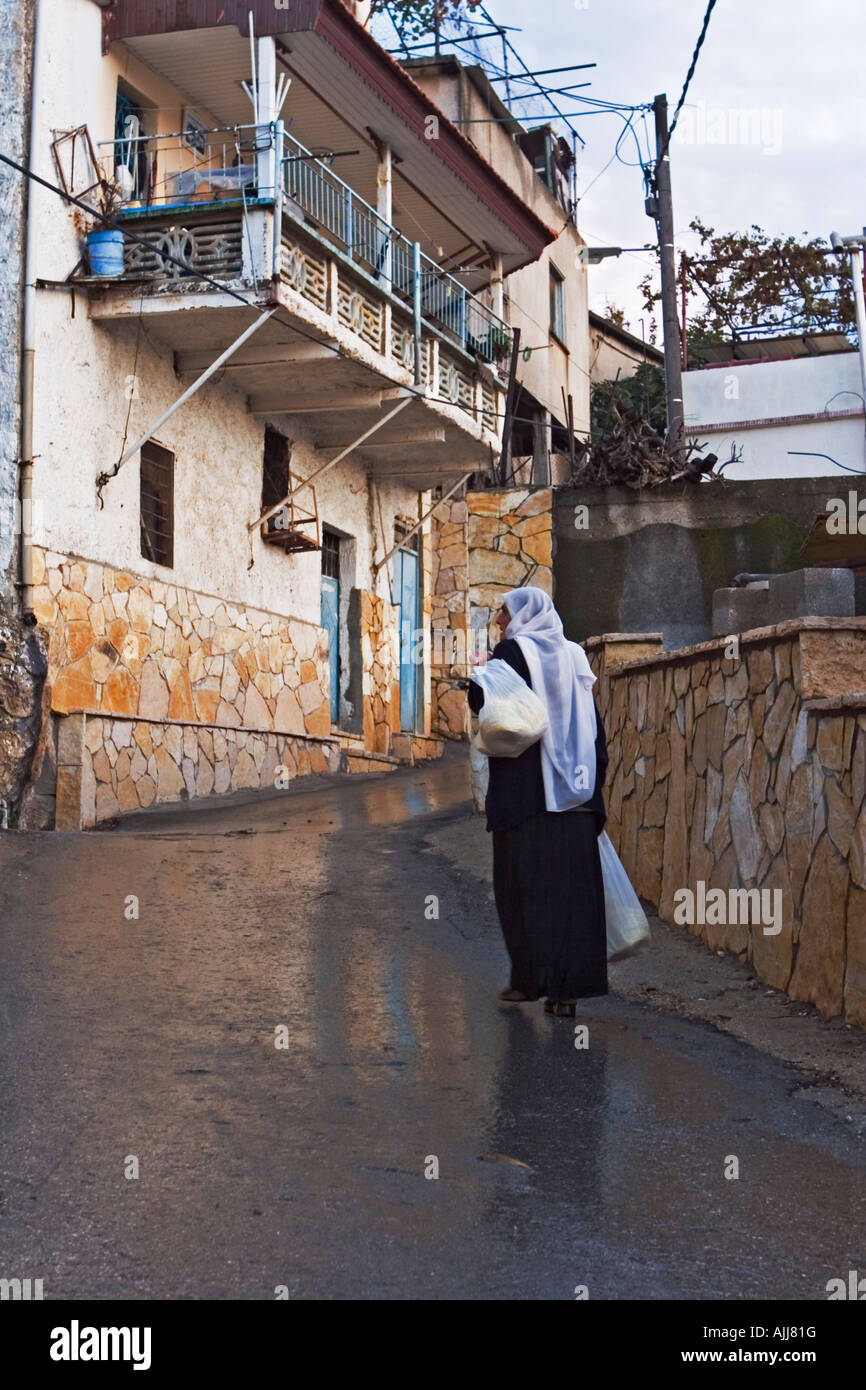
321,575,339,724
394,548,419,732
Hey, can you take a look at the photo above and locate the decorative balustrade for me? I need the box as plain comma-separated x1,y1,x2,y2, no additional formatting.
101,123,506,431
281,132,512,366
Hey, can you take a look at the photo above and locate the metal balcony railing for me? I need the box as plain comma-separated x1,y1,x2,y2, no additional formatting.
97,124,270,208
282,132,513,365
99,122,513,365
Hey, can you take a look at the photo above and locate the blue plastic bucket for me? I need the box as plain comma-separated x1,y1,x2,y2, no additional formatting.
87,229,125,277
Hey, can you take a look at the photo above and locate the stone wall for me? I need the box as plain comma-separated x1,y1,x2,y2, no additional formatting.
588,619,866,1026
361,590,399,755
33,548,332,736
431,496,470,740
0,601,48,826
430,486,554,740
57,712,341,829
468,486,553,644
30,546,364,825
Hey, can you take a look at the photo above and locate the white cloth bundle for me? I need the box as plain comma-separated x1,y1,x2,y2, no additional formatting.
471,657,549,758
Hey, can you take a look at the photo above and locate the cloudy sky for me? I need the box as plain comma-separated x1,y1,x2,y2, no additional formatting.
376,0,866,335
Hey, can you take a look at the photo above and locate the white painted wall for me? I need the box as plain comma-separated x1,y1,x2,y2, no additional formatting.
683,351,866,479
30,0,419,625
0,0,33,585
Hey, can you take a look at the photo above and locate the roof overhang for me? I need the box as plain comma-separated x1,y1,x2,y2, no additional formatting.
589,311,665,363
103,0,555,273
88,289,498,485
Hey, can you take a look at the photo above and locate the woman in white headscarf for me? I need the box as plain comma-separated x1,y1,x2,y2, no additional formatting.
468,586,608,1016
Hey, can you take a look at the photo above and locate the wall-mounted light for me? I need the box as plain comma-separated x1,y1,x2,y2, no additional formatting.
577,246,622,266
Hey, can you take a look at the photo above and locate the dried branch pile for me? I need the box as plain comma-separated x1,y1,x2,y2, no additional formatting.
570,400,721,489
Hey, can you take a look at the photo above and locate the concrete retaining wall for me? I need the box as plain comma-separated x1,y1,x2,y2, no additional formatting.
554,476,866,650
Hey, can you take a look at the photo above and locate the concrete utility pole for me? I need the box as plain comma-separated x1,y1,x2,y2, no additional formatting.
831,228,866,469
651,94,684,452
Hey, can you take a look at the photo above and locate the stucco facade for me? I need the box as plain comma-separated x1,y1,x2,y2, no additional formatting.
0,0,33,586
10,0,551,825
404,57,591,484
589,311,664,386
683,349,865,479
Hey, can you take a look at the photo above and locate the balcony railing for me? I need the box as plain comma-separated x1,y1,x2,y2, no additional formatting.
98,125,269,207
100,123,512,367
282,133,512,365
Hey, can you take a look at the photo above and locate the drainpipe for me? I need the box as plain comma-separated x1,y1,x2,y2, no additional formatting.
850,242,866,470
831,230,866,470
413,241,422,385
19,0,43,622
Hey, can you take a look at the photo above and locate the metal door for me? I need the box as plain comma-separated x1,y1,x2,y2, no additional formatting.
394,547,419,732
321,575,339,725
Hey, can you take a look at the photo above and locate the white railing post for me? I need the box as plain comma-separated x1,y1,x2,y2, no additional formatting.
272,119,284,282
345,187,354,260
413,241,423,386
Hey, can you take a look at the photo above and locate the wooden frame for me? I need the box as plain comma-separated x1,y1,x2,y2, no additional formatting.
260,474,320,554
51,126,102,200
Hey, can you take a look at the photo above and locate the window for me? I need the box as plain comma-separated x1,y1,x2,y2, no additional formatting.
550,265,566,343
140,441,174,567
262,426,290,511
321,528,340,579
115,82,153,203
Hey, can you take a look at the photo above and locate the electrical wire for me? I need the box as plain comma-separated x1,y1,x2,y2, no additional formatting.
0,145,434,468
1,130,595,483
655,0,720,172
577,110,645,203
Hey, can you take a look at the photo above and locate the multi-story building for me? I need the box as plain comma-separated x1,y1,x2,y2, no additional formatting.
589,310,663,386
0,0,42,828
683,332,865,479
6,0,556,827
402,55,591,485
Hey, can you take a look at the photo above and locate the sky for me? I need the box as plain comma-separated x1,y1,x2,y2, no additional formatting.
373,0,866,338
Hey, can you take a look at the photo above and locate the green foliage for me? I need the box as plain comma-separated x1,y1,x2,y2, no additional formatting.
371,0,484,43
640,220,857,355
590,363,667,443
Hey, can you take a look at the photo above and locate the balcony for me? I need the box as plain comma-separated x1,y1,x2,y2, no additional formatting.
279,132,513,367
85,123,508,481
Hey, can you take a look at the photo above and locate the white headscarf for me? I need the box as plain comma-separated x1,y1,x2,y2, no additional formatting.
503,586,597,813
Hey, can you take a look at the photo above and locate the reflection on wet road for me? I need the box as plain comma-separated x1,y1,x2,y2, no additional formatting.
1,753,864,1299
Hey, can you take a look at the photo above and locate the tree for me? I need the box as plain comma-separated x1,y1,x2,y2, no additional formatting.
590,362,667,444
639,220,857,365
371,0,484,43
603,301,628,331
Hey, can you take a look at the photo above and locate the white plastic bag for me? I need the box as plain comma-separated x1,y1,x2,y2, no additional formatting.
471,657,549,759
599,831,651,961
469,720,489,812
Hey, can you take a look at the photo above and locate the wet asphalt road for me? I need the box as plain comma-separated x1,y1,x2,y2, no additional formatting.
1,751,865,1301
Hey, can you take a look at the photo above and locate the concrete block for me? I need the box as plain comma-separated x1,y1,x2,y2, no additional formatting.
767,568,854,624
712,584,769,636
54,766,83,831
56,712,86,768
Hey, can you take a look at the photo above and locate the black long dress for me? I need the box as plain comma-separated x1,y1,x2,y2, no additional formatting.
468,638,609,1001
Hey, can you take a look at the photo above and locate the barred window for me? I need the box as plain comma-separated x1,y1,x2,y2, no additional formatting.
140,441,174,568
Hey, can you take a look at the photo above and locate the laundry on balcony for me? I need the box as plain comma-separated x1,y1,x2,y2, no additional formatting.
169,165,257,199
